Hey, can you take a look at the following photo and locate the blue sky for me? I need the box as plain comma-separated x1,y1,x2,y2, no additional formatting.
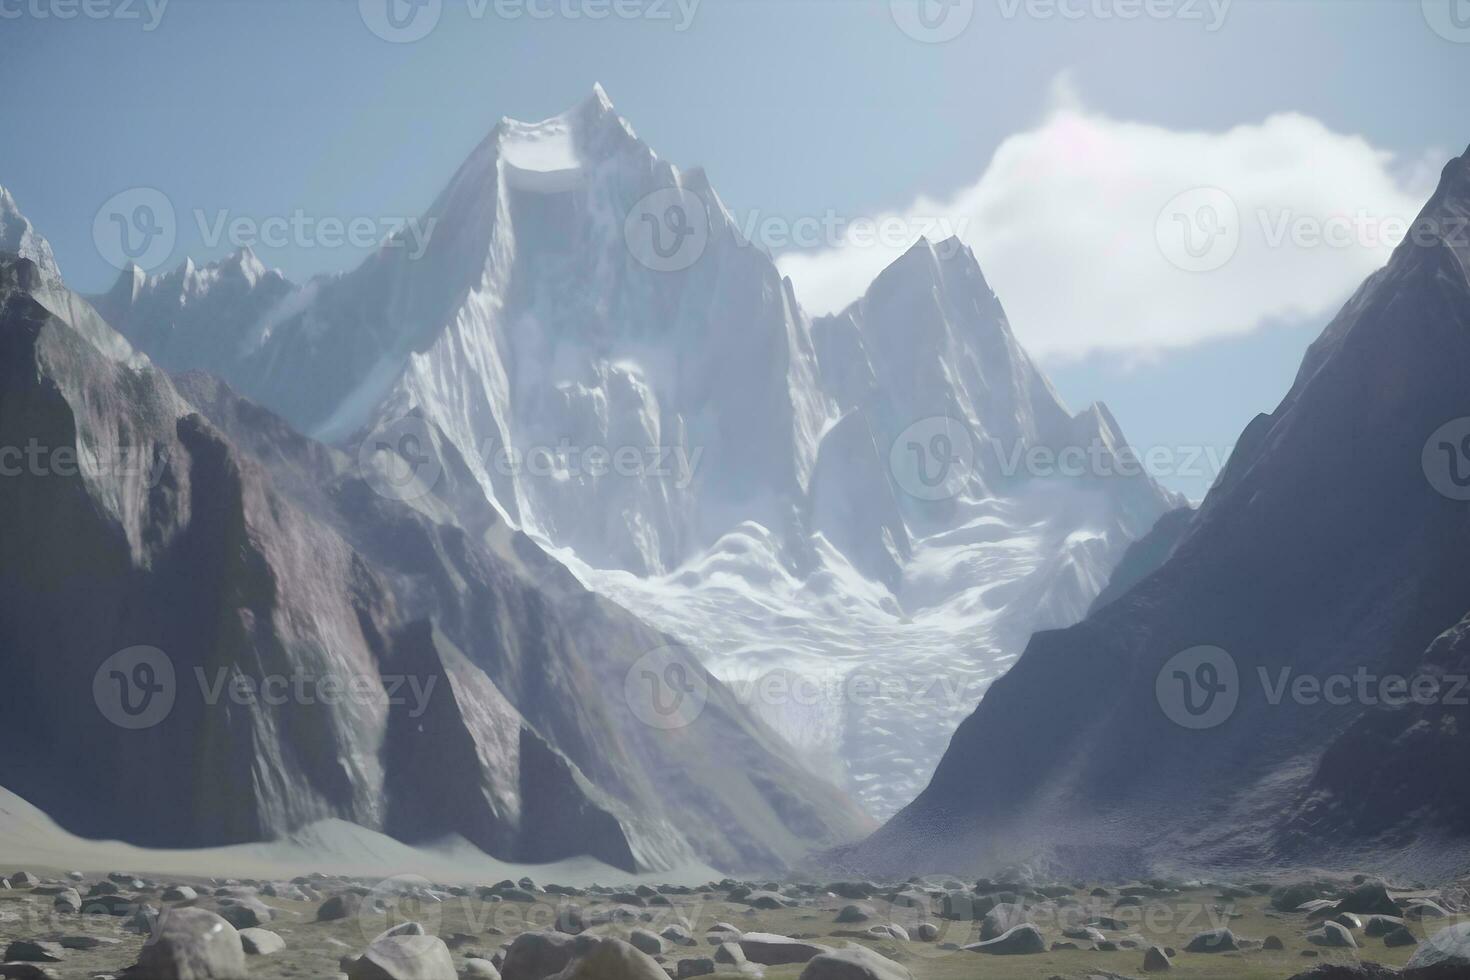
2,0,1468,497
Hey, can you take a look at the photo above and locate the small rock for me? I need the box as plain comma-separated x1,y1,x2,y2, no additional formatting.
3,942,64,963
1307,922,1357,948
1384,926,1418,948
239,928,285,956
1143,945,1171,971
51,889,81,914
675,957,714,978
1184,928,1238,953
1365,915,1406,937
318,893,364,922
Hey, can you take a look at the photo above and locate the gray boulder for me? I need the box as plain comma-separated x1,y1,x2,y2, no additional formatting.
238,928,285,956
979,903,1030,941
1406,922,1470,976
738,933,832,966
318,893,365,922
1184,928,1238,953
1364,915,1406,937
1143,945,1171,971
2,942,63,963
675,957,714,978
347,927,456,980
713,942,744,966
1307,922,1357,948
798,945,913,980
964,924,1046,955
501,931,577,980
550,938,665,980
1385,926,1418,948
135,908,247,980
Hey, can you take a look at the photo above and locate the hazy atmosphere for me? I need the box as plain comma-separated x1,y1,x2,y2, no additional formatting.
2,2,1470,978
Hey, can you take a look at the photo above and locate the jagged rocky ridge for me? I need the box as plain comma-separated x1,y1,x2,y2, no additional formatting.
0,249,870,873
89,87,1178,817
851,145,1470,880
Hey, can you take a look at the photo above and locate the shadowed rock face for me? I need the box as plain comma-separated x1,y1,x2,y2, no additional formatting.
849,146,1470,880
0,254,869,873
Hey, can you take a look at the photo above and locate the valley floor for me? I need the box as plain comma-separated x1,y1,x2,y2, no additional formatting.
0,860,1457,980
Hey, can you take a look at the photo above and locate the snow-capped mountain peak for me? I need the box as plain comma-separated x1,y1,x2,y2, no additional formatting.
97,91,1179,819
0,186,60,280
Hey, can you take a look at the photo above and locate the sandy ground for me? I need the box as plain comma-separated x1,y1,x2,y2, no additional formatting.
0,787,718,888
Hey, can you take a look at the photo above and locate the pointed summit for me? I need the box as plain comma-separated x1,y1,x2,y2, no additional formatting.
0,186,60,280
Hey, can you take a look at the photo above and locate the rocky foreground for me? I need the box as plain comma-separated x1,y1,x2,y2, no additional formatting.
2,867,1470,979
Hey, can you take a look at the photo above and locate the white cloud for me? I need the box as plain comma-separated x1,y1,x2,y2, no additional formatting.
779,84,1440,359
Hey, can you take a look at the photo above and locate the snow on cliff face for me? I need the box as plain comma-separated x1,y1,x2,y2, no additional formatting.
96,87,1178,818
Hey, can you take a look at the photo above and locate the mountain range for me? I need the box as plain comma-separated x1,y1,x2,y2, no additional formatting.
80,86,1178,820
